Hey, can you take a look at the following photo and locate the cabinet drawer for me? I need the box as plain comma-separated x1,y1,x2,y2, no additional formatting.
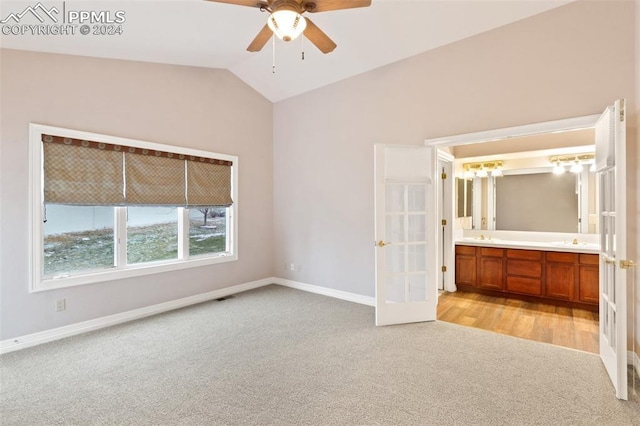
507,249,542,261
507,260,542,278
480,247,504,258
546,252,578,263
506,276,542,296
455,245,476,255
579,254,599,265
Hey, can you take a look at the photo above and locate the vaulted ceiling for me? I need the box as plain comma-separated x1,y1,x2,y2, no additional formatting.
1,0,574,102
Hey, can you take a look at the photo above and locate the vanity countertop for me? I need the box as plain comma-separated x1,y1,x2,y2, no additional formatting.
455,238,599,254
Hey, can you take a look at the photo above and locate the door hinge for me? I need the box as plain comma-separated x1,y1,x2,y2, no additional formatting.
441,265,447,272
620,99,625,122
441,219,447,226
620,260,637,269
441,172,447,179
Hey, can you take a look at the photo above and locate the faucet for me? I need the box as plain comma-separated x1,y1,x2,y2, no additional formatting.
480,235,485,240
572,238,578,245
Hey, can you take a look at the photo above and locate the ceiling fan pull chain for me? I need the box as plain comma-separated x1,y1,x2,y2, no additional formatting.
301,35,305,61
272,36,276,74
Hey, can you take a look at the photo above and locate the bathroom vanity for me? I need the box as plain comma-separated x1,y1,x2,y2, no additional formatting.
454,240,598,310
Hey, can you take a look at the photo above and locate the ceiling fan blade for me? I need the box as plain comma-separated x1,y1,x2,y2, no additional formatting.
247,24,273,52
205,0,268,8
303,18,336,53
303,0,371,13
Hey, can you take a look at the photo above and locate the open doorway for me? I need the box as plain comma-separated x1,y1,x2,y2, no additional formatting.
431,118,601,354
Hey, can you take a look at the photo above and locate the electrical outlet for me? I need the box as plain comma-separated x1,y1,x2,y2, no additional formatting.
55,298,66,312
285,263,297,272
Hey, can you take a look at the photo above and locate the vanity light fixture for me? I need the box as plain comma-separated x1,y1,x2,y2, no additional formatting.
462,161,503,178
549,153,594,174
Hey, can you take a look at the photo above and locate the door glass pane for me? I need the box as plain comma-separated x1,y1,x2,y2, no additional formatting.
408,274,427,302
408,214,426,242
407,244,426,272
386,184,405,212
386,215,406,243
127,207,178,264
43,205,114,277
386,245,405,273
407,184,426,211
386,275,406,303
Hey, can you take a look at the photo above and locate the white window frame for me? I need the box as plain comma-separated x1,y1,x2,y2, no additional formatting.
28,123,238,293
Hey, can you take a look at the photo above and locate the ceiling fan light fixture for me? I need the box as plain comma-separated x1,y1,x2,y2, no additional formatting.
267,10,307,42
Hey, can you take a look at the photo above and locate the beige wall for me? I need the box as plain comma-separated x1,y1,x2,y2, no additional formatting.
0,50,274,339
273,0,637,310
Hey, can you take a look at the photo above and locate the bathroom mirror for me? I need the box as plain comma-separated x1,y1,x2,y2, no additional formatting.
494,169,595,233
456,178,473,218
455,143,597,234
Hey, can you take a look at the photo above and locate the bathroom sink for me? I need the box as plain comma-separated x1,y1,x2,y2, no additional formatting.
551,241,600,249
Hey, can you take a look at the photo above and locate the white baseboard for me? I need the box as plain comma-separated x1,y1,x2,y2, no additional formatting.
1,277,374,355
274,278,375,307
0,277,274,355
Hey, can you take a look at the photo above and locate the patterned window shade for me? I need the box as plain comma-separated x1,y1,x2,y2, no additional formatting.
125,152,186,205
42,134,233,207
42,136,125,205
186,160,233,207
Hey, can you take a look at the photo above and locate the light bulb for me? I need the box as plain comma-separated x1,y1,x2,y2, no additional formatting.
268,10,306,42
553,163,565,175
570,161,583,173
491,168,503,177
476,168,488,178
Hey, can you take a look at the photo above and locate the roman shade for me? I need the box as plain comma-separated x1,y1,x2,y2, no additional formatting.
42,135,125,205
42,134,233,207
186,160,233,207
125,153,186,205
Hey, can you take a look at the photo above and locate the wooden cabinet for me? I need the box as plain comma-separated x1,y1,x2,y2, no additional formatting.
454,245,599,308
455,245,476,287
578,254,599,304
545,252,577,301
478,248,504,290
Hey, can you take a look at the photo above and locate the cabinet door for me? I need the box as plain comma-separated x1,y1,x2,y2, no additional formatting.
478,256,503,290
546,262,575,300
579,265,599,304
455,255,476,287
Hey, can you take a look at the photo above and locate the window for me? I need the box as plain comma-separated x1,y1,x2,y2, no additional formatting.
30,124,238,291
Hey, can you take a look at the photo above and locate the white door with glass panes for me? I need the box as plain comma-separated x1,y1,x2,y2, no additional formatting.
374,145,437,326
595,99,632,400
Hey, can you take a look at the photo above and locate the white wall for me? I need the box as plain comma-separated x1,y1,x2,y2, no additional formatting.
0,50,274,340
273,0,636,303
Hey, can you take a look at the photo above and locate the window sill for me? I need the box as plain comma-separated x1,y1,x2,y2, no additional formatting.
31,253,237,293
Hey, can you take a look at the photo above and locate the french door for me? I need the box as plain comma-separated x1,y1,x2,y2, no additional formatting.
374,145,437,326
596,99,630,400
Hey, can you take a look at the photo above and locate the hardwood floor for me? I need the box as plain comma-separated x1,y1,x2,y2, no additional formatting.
437,291,599,354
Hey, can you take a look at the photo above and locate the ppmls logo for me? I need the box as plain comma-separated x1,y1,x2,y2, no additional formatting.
1,2,126,36
0,2,60,24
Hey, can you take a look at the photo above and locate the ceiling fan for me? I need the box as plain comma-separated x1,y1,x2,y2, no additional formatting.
206,0,372,54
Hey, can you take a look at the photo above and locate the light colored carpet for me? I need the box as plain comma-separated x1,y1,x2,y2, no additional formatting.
1,284,638,425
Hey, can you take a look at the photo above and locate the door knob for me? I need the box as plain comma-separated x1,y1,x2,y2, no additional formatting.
376,240,391,247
